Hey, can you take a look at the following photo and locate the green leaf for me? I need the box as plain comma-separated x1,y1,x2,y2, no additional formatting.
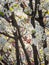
14,4,18,7
10,7,13,11
0,56,3,61
0,12,4,16
32,30,36,34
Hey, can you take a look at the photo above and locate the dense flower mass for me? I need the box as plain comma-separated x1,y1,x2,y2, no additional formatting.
0,0,49,65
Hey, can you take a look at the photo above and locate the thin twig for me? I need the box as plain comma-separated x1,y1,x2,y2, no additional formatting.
29,0,35,28
0,32,14,39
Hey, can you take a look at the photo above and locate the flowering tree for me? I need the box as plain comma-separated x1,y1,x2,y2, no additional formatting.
0,0,49,65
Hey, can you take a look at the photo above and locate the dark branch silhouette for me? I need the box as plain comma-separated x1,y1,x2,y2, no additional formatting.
13,31,20,65
0,32,14,39
29,0,35,28
10,12,32,65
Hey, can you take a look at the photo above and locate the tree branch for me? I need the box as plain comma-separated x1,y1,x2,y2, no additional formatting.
0,32,14,39
10,12,32,65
